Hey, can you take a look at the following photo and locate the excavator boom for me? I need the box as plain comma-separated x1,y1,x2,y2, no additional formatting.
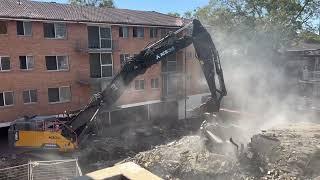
61,19,227,142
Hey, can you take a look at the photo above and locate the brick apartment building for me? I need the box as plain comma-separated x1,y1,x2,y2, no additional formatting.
0,0,207,125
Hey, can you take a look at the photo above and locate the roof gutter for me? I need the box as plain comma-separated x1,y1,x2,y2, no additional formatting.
0,17,182,28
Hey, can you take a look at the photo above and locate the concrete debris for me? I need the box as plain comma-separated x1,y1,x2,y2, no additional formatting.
114,122,320,180
249,122,320,179
123,136,248,180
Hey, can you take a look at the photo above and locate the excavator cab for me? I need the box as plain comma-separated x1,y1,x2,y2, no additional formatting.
8,116,76,152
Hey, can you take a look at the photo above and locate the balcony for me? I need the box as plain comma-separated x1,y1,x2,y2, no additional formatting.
161,72,185,100
74,40,119,53
296,97,320,111
300,71,320,83
88,39,119,53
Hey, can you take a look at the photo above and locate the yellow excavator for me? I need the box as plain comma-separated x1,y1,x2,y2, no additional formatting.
8,115,77,152
8,19,230,152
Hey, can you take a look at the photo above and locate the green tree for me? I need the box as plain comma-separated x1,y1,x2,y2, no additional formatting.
99,0,115,8
69,0,115,8
183,11,194,19
168,12,181,17
194,0,320,52
192,0,320,112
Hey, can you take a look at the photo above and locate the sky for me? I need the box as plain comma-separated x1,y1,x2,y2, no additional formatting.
33,0,210,15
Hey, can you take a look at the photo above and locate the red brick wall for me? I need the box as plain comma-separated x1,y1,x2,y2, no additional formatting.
112,26,162,105
0,20,205,123
0,21,91,122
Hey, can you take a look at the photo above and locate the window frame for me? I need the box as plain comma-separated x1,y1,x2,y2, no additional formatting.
45,55,69,71
166,54,177,72
17,21,32,36
48,86,71,104
133,27,144,38
120,53,130,67
99,26,112,49
19,55,34,71
0,21,8,35
0,91,14,107
119,26,129,38
100,53,113,78
23,89,37,104
87,25,112,49
134,79,145,90
43,22,67,39
150,27,158,38
0,56,11,72
160,28,168,38
151,78,160,89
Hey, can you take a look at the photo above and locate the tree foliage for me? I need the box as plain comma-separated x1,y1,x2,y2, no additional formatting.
167,12,181,17
69,0,115,8
194,0,320,53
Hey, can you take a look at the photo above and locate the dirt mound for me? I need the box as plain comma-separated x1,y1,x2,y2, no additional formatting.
124,136,248,180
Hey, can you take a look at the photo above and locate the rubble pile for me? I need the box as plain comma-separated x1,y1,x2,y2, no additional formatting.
79,121,320,179
249,122,320,179
124,136,247,180
78,124,198,173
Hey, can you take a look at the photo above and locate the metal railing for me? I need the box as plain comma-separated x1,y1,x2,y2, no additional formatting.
301,71,320,82
296,97,320,111
0,159,82,180
74,40,119,52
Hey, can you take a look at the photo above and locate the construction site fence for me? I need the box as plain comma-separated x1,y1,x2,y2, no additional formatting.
0,159,82,180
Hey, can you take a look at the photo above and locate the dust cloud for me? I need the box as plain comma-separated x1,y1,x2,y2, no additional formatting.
198,21,305,136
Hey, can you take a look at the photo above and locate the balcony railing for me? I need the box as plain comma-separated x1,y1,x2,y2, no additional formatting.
296,97,320,111
300,71,320,82
161,72,185,100
74,40,119,53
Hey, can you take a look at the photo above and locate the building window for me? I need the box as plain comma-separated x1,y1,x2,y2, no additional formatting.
89,53,113,78
160,29,169,38
0,57,10,71
20,56,34,70
48,86,71,103
23,90,37,104
133,27,144,38
88,26,111,49
151,78,159,89
43,23,66,39
0,91,14,107
17,21,32,36
150,27,158,38
120,54,130,67
119,26,128,38
0,21,7,34
45,56,69,71
162,54,176,72
134,80,145,90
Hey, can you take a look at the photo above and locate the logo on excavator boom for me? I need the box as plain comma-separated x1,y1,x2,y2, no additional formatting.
156,46,175,60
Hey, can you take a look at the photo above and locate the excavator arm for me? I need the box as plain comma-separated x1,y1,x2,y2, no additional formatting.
61,19,227,142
